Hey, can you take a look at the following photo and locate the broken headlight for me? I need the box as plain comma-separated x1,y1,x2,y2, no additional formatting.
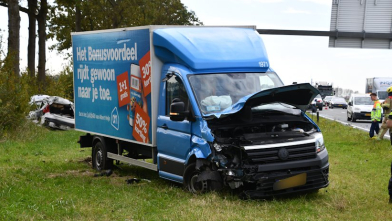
213,142,222,152
315,133,325,153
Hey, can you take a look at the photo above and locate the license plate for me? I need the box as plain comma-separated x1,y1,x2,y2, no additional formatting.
273,173,307,190
365,113,371,116
338,105,342,106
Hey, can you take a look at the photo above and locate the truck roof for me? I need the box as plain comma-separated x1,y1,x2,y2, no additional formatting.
153,27,270,72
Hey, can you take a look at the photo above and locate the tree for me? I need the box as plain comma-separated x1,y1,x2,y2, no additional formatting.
0,0,40,77
37,0,47,85
6,0,20,76
27,0,37,77
49,0,202,54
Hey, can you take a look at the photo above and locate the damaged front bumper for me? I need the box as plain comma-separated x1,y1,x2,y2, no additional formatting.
226,149,329,198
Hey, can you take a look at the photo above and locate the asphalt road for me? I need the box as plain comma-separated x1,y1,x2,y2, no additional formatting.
307,106,391,140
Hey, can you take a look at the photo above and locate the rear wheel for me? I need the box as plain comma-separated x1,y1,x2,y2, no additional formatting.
92,141,113,171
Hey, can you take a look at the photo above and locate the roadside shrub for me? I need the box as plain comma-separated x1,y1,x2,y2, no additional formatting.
0,60,74,139
0,67,32,139
45,64,74,101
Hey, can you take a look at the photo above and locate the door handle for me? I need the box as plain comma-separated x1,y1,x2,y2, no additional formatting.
161,124,168,130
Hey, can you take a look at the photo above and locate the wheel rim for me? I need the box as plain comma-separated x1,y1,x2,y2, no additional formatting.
189,173,208,193
95,148,103,170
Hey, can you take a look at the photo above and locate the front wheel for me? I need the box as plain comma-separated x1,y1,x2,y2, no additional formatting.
92,141,113,171
351,114,356,122
183,163,208,193
347,112,352,121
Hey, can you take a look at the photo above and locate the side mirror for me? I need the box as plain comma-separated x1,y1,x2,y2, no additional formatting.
348,102,352,106
170,99,188,121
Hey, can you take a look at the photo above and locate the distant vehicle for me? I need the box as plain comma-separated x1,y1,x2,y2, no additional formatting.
365,77,392,102
28,96,75,130
317,85,334,99
323,96,334,106
310,94,323,111
346,94,373,122
329,97,347,109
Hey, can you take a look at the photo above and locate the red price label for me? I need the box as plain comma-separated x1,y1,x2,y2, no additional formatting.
132,104,150,143
139,51,151,97
116,71,130,107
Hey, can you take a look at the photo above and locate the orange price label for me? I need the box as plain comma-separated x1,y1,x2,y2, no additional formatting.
116,71,130,107
139,51,151,97
132,104,150,143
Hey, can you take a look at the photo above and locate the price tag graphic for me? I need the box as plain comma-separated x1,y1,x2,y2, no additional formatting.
132,104,150,143
139,51,151,97
116,71,130,107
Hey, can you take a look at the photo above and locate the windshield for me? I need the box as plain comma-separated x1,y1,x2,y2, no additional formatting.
378,91,388,100
324,96,333,101
188,72,283,114
354,97,373,105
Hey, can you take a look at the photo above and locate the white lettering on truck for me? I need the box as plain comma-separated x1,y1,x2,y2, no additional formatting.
87,43,137,61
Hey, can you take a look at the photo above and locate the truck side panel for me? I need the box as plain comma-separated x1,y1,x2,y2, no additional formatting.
72,28,154,145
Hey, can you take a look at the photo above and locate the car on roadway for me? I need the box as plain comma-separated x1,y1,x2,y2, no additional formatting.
323,96,334,106
308,94,323,111
347,94,373,122
329,97,347,109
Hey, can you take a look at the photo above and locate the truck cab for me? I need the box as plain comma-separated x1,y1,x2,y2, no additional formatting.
153,28,329,197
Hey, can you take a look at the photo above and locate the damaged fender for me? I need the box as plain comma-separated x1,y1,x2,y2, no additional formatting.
184,135,212,165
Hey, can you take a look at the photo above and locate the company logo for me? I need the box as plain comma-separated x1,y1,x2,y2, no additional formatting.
111,107,119,130
278,148,289,161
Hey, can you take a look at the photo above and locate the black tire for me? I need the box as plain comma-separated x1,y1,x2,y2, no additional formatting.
183,163,210,194
347,112,352,121
92,141,113,171
351,114,356,122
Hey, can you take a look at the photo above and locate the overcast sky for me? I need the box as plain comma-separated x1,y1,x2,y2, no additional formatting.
1,0,392,93
180,0,392,93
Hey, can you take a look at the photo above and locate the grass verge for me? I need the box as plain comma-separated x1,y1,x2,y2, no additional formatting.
1,119,392,220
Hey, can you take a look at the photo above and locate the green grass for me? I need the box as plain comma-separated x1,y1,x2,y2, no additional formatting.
1,119,392,220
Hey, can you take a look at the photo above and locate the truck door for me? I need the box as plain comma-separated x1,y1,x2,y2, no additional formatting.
157,74,192,182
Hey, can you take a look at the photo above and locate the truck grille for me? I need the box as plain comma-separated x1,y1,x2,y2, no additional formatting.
245,142,317,164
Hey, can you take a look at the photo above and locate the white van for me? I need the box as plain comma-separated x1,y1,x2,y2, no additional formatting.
347,94,373,122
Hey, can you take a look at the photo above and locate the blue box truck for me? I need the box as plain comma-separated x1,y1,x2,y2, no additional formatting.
72,26,329,198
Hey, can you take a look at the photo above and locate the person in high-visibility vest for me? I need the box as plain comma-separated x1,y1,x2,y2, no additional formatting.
369,93,382,138
389,112,392,145
378,86,392,140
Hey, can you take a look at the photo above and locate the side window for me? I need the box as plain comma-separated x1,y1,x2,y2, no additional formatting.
166,75,189,116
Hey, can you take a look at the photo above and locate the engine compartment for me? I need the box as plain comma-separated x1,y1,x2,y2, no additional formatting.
209,110,317,146
199,108,323,194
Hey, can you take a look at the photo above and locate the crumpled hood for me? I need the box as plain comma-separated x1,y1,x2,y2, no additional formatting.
204,83,319,119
